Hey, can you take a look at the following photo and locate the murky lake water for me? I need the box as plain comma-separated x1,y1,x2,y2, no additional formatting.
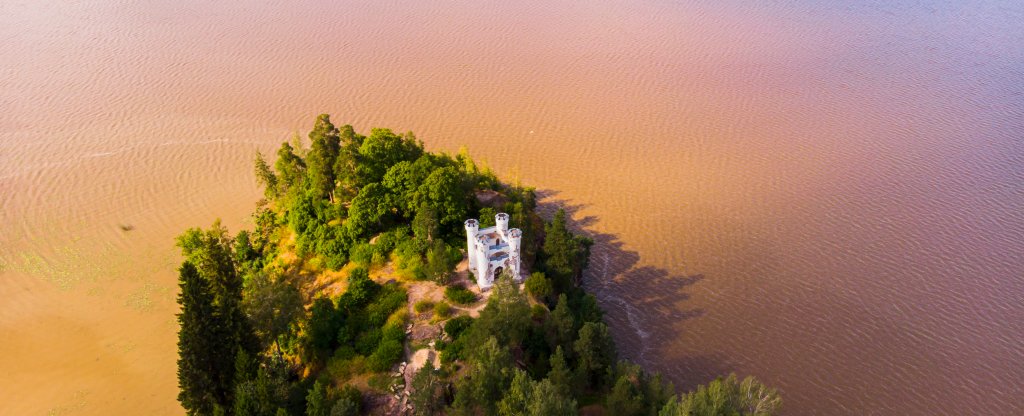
2,0,1022,414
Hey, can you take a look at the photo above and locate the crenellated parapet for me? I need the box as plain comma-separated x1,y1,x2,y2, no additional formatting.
464,213,523,289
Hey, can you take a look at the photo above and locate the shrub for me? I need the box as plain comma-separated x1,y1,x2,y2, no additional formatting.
525,272,552,300
443,316,474,339
382,322,405,344
444,286,476,305
367,339,404,372
414,300,434,313
325,354,366,381
355,328,382,356
434,301,452,319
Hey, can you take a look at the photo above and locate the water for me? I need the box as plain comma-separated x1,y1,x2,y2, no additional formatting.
2,0,1022,414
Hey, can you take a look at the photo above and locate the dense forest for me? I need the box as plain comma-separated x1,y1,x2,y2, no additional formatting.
174,114,781,415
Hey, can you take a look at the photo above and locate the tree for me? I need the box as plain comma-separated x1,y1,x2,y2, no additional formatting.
330,385,361,416
411,206,439,242
472,275,531,346
547,346,572,397
541,209,593,291
177,222,259,387
332,124,364,201
306,381,331,416
547,294,575,353
176,262,230,415
274,142,306,198
574,322,616,390
305,297,340,359
524,272,552,302
607,373,645,416
424,240,457,284
346,182,394,237
452,337,512,414
659,374,781,416
527,378,576,416
242,271,304,353
498,369,576,416
410,366,444,416
415,166,468,226
306,114,341,201
254,151,279,200
356,128,422,185
497,369,533,416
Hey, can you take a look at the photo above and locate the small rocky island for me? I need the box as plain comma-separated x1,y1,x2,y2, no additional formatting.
173,114,781,415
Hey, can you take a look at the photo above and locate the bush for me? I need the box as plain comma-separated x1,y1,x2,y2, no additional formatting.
443,316,474,339
325,354,366,381
332,384,362,416
355,328,382,356
439,336,467,364
414,300,434,313
367,339,404,372
434,301,452,319
525,272,552,300
444,286,476,305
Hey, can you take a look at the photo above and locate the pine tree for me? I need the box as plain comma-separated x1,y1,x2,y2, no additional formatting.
176,262,225,415
306,381,331,416
547,346,572,397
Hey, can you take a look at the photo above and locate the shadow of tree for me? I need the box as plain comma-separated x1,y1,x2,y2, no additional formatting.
535,188,724,391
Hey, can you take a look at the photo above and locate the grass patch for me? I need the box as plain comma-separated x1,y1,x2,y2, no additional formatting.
414,299,434,313
444,286,477,305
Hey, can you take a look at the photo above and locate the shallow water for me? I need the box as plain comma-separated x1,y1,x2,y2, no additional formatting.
2,0,1022,414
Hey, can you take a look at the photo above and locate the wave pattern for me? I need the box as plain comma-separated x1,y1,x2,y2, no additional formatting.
1,0,1023,414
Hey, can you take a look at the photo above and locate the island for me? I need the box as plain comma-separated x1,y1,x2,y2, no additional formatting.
173,114,781,415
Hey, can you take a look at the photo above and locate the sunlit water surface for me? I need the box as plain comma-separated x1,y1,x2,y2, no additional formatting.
2,0,1022,414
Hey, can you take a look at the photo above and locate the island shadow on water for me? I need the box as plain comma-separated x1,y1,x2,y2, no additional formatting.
534,189,726,391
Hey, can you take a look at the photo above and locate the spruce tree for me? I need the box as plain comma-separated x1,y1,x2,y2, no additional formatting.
176,262,224,415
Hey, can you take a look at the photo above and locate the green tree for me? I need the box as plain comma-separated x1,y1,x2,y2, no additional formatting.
242,271,303,354
573,322,616,390
332,124,364,201
415,166,469,226
176,262,230,415
305,297,340,360
497,369,533,416
274,141,306,198
659,374,781,416
423,239,457,284
547,294,575,353
452,337,512,414
410,366,444,416
547,346,572,397
497,369,576,416
346,182,394,237
254,151,279,200
356,128,422,185
524,272,552,302
306,114,341,201
177,222,259,391
541,209,593,292
607,373,645,416
478,207,497,228
411,206,439,242
528,378,576,416
330,384,361,416
472,274,531,346
306,381,331,416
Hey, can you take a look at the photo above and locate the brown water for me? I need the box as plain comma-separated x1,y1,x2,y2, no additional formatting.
3,0,1023,414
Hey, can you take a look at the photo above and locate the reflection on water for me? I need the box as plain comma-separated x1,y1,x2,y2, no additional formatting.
2,0,1022,414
